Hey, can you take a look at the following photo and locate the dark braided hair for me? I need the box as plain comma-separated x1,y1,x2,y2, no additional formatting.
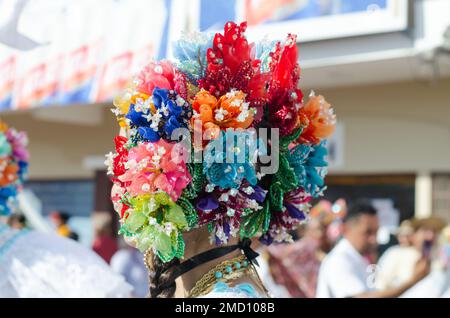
148,253,180,298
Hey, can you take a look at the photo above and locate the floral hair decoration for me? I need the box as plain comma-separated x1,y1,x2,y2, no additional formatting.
106,22,336,262
0,121,29,215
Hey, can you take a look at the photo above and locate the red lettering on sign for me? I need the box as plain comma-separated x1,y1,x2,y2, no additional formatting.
96,51,133,102
0,56,16,98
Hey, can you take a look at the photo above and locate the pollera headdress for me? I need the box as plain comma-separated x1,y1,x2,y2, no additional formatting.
0,121,29,215
106,22,336,262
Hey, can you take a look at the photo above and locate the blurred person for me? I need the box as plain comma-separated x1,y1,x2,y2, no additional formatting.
310,199,346,247
49,210,78,240
441,228,450,299
440,226,450,270
312,199,346,246
372,219,412,265
266,218,331,297
316,200,430,298
258,200,341,298
326,220,343,247
7,212,26,230
91,211,118,264
400,223,450,298
0,221,132,297
376,216,447,295
327,198,347,245
254,243,291,298
377,232,399,261
110,238,149,298
397,220,414,247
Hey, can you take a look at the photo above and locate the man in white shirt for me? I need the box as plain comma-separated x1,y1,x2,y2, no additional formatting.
316,200,430,298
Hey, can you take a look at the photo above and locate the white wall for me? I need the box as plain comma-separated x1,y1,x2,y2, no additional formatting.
314,78,450,174
2,104,118,180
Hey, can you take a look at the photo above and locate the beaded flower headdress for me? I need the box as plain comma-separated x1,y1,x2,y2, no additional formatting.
0,121,29,215
106,22,336,262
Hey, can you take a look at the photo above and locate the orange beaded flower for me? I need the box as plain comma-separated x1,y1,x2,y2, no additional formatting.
0,160,19,187
192,89,255,140
298,94,336,145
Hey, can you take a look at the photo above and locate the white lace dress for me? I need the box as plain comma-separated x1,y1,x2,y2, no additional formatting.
0,224,133,298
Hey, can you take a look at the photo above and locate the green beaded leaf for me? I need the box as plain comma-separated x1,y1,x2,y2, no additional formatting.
241,208,253,217
165,204,188,228
174,231,185,259
269,182,284,212
118,224,134,237
119,192,132,207
275,154,298,192
153,230,185,263
135,226,154,252
124,141,137,150
261,200,271,234
154,192,171,206
187,162,193,175
240,208,265,239
263,136,301,232
207,222,214,234
154,231,173,262
279,127,303,151
181,186,197,200
183,162,206,199
123,210,146,232
156,209,164,224
156,250,171,263
176,196,198,229
192,163,206,193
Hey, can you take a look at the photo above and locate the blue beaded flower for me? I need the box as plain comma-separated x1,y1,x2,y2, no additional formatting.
126,87,192,142
203,130,263,190
17,161,28,180
0,186,17,215
287,141,328,197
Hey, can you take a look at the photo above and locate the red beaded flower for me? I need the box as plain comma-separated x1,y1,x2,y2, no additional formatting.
112,136,129,180
266,34,304,136
199,22,268,121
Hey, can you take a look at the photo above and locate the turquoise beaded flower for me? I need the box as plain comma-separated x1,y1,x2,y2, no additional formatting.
203,130,263,190
0,134,12,156
287,141,328,197
172,32,213,83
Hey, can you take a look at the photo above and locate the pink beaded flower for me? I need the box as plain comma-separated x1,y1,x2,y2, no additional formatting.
119,139,191,202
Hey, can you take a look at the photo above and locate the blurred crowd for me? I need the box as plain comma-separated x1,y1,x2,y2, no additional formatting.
256,199,450,298
1,199,449,298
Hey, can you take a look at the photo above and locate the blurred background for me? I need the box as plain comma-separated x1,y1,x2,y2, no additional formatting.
0,0,449,297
